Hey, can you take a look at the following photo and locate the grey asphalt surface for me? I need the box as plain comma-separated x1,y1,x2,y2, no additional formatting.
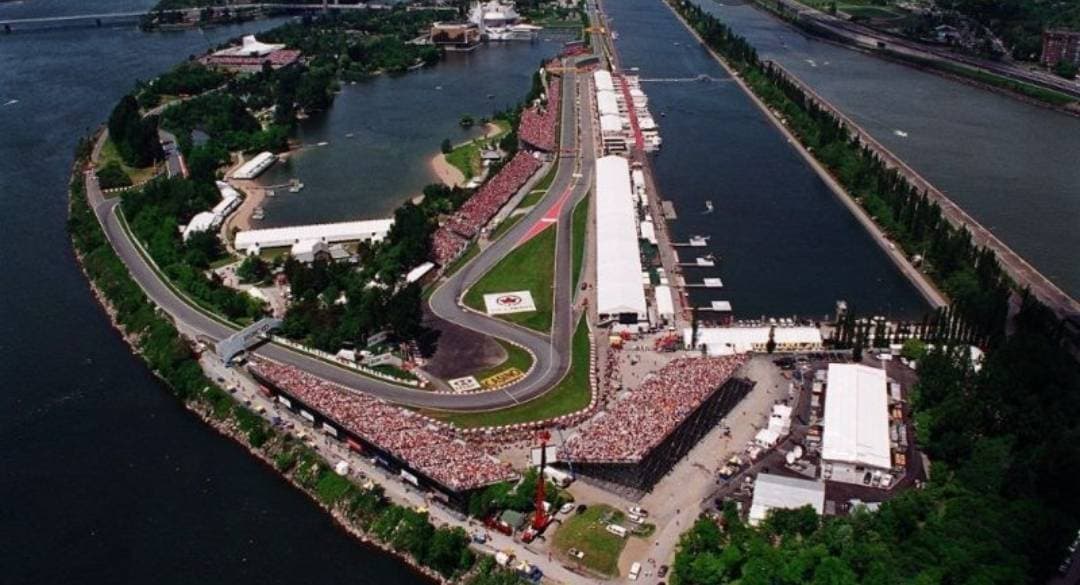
85,43,599,412
427,59,597,411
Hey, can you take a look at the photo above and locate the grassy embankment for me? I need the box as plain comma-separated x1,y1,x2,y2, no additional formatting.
99,138,159,187
463,224,555,333
551,504,646,577
471,340,534,383
570,193,589,291
445,119,512,180
428,317,591,428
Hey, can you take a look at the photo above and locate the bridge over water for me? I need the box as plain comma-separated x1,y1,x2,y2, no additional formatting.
1,2,455,29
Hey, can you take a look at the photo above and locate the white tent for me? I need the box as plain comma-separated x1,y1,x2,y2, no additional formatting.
822,364,891,470
595,156,647,326
749,474,825,526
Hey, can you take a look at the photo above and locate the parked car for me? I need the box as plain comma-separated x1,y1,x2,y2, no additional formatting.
559,502,575,515
627,506,649,517
658,565,669,578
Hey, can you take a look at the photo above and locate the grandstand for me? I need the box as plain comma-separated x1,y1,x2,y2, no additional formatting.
560,356,751,492
249,360,517,510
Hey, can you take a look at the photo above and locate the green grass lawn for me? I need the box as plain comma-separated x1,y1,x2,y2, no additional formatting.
571,193,589,292
463,225,555,333
472,339,534,382
427,317,591,428
552,504,629,576
445,141,480,180
100,138,159,185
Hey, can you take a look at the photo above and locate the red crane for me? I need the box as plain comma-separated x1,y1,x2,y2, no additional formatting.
533,430,551,530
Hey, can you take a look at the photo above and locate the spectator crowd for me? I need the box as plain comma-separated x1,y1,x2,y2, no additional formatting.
560,356,746,463
249,360,518,492
430,151,543,265
519,78,561,153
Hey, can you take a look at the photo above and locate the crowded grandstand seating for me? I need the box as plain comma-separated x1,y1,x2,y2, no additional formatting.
519,78,561,152
430,151,543,265
560,356,746,463
249,360,517,491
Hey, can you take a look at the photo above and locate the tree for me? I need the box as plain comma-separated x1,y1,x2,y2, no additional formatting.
237,255,270,284
765,325,776,354
459,114,475,128
441,138,452,154
1054,59,1078,80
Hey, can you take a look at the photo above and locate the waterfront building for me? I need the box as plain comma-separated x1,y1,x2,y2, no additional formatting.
1041,30,1080,67
748,474,825,526
683,326,823,355
235,219,394,258
181,181,242,241
231,151,277,180
201,35,301,72
821,364,892,486
595,155,649,330
430,22,481,50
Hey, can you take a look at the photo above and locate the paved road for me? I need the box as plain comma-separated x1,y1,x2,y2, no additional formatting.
427,60,597,411
85,51,598,411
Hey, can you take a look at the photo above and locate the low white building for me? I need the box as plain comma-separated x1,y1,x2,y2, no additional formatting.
683,326,823,355
822,364,892,485
232,151,277,180
235,219,393,258
749,474,826,526
182,181,243,241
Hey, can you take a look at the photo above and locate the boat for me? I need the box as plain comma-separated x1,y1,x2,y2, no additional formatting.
288,179,304,193
265,189,276,198
689,235,709,247
893,129,909,138
252,207,265,220
317,141,329,147
345,133,354,138
704,200,714,213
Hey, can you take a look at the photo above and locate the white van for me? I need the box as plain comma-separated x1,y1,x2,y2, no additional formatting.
605,524,628,538
542,466,574,488
629,562,642,580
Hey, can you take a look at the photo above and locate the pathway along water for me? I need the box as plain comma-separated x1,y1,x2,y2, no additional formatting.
0,4,427,583
603,0,928,320
698,0,1080,301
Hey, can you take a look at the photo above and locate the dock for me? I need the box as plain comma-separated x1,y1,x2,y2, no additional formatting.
662,200,677,219
686,277,724,288
678,255,717,267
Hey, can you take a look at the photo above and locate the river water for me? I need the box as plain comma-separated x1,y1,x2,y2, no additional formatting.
604,0,929,320
0,3,429,583
257,34,573,226
694,0,1080,300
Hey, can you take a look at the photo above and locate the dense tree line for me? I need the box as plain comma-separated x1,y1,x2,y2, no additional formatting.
121,177,265,322
136,61,226,108
108,94,163,168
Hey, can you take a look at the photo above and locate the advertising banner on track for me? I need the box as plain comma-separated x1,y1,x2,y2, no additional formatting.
483,290,537,315
448,376,482,392
481,368,524,389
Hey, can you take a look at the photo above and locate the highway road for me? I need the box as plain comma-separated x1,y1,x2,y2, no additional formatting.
85,43,599,412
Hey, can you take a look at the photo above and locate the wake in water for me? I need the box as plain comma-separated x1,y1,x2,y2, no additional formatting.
4,99,18,107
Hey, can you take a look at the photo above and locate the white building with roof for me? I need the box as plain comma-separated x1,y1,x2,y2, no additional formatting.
595,156,647,330
749,474,825,526
235,219,393,259
213,35,285,58
232,152,277,180
822,364,892,485
593,70,615,92
683,326,823,355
